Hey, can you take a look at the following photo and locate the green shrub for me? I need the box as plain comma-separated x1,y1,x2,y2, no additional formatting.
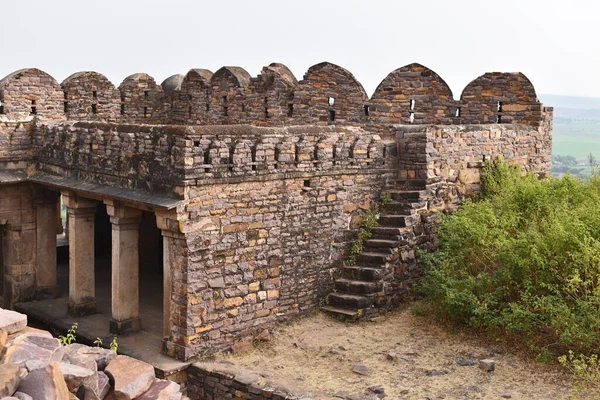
420,160,600,356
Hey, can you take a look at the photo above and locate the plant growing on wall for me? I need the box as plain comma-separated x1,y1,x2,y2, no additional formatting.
347,193,392,265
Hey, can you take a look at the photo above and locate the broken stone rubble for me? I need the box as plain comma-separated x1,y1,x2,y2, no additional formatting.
0,308,182,400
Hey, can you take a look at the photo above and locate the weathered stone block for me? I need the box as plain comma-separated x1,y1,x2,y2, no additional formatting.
104,355,155,400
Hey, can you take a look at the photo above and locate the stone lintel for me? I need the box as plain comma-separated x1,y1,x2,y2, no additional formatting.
62,191,98,210
105,199,143,220
155,210,182,235
109,216,142,230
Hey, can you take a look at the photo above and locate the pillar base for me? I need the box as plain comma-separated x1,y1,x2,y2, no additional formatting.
68,300,97,317
110,317,142,335
35,285,60,300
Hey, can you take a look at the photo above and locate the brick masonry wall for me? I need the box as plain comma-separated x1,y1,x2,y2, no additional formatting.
0,183,37,308
0,69,65,122
170,69,213,125
206,67,252,125
118,73,166,124
156,125,396,359
0,121,34,167
187,362,306,400
62,71,121,123
370,63,456,126
291,62,369,125
33,122,190,197
0,62,554,361
0,63,547,133
396,107,553,212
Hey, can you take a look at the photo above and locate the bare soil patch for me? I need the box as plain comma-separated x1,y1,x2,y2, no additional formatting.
215,303,599,399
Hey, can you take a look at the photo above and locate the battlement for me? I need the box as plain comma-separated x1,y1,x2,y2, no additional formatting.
0,62,547,130
32,122,393,198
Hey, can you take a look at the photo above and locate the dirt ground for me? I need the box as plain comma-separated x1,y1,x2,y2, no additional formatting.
215,303,599,400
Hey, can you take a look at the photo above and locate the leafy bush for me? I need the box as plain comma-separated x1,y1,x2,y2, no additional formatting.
420,160,600,356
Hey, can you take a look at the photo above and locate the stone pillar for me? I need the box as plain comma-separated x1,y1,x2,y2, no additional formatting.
159,230,186,339
2,223,37,308
162,233,171,339
156,210,190,360
62,192,97,317
34,189,60,299
106,201,142,334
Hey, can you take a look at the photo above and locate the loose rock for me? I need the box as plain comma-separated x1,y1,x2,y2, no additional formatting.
0,364,27,397
63,344,116,371
17,362,70,400
2,333,64,366
0,308,27,334
12,392,33,400
137,379,181,400
479,359,495,372
57,362,96,393
369,386,385,395
85,371,110,400
352,364,370,376
455,359,477,367
104,355,155,400
0,331,8,349
386,352,398,362
255,329,271,342
425,370,448,376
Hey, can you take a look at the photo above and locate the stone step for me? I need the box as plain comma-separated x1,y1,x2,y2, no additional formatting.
370,226,413,240
387,190,427,201
334,279,383,295
383,202,418,215
363,239,399,249
394,179,428,189
342,266,385,281
328,293,373,309
355,252,390,265
379,214,418,228
320,305,360,320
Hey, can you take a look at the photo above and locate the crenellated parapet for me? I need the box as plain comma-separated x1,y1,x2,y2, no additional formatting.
0,121,34,167
0,62,547,130
181,125,391,182
370,63,455,125
118,73,166,124
0,69,65,122
62,71,121,123
291,62,369,125
33,122,189,196
31,123,394,198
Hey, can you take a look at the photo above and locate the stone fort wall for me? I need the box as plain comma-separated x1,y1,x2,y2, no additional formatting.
0,61,553,360
0,63,546,131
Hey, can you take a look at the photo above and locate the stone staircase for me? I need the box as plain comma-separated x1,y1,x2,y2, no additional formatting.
321,188,428,320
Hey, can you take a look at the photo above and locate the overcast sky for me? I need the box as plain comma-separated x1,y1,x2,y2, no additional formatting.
0,0,598,100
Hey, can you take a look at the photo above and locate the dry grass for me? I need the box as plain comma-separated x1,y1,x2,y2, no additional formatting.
216,303,600,399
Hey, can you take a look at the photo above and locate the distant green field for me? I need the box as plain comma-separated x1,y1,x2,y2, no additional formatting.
553,121,600,160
